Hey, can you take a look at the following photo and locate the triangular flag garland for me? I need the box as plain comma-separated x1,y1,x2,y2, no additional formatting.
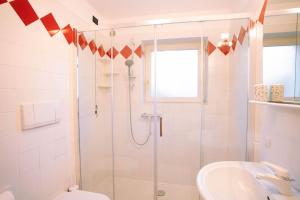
258,0,269,25
207,0,268,56
1,0,145,59
231,34,238,51
238,26,247,45
218,44,231,56
1,0,268,58
207,41,217,56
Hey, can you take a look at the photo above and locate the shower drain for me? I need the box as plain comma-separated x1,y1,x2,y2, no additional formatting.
157,190,166,196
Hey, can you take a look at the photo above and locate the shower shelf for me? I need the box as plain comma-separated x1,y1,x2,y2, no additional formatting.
249,100,300,109
103,72,120,76
98,85,111,89
98,58,111,64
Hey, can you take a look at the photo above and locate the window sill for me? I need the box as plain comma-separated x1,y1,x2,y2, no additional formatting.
145,97,203,104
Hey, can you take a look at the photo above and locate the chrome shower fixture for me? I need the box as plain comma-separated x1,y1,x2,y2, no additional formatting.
125,58,150,146
125,59,134,78
125,59,134,68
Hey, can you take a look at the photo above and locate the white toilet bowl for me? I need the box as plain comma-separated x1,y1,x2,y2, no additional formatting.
54,190,110,200
0,187,107,200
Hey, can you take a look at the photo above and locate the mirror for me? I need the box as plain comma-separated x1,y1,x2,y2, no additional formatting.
263,13,300,103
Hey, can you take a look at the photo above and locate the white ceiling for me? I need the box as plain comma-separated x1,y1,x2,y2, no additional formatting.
269,0,300,4
86,0,251,22
267,0,300,11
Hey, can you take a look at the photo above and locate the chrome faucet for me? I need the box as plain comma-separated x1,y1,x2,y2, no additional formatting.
256,162,294,196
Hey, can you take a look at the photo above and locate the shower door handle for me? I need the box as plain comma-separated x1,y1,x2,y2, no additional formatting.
202,38,209,104
160,117,163,137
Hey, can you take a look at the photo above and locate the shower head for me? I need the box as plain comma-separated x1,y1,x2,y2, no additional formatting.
125,59,134,68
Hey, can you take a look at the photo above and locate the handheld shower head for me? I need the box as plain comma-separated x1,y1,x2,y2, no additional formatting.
125,59,134,78
125,59,134,68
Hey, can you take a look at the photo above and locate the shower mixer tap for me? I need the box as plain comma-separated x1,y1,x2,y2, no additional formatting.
141,113,162,118
141,113,163,137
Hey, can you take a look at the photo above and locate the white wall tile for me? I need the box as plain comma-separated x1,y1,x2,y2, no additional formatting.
14,45,45,69
0,89,17,112
15,68,37,89
40,163,57,200
255,107,300,190
0,41,16,66
0,134,19,191
19,171,42,200
0,1,82,199
0,112,16,135
0,66,17,89
19,147,40,175
54,137,66,157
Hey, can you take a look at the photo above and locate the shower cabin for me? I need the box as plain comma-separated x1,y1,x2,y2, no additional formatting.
77,18,250,200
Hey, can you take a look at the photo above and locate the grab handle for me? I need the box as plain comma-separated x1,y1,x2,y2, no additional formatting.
160,117,163,137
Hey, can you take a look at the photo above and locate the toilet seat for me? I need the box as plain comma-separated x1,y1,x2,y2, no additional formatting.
54,190,110,200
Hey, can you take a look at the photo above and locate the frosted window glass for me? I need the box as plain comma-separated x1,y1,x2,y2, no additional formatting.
151,50,199,98
263,46,296,97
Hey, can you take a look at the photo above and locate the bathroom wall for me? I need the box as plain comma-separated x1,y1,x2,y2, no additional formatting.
249,20,300,191
254,107,300,190
0,1,100,200
244,0,300,191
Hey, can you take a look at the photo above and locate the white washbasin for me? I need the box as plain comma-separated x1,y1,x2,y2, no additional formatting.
197,161,300,200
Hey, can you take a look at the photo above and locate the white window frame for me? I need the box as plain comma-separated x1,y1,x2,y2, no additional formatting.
143,38,206,103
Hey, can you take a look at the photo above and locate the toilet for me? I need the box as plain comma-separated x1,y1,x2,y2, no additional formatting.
54,190,110,200
0,189,110,200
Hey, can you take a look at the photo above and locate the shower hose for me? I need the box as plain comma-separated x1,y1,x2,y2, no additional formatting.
128,77,152,146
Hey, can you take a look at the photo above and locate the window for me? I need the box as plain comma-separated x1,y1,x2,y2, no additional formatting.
263,46,296,97
144,38,204,102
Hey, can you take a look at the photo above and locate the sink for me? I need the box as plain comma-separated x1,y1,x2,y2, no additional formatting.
196,161,300,200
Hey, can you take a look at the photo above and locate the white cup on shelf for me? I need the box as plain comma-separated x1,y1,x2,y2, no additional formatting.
270,84,284,102
254,84,270,102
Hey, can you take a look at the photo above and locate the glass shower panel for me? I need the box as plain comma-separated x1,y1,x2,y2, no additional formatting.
200,18,249,165
155,22,204,200
110,26,156,200
296,13,300,100
77,30,114,199
77,18,250,200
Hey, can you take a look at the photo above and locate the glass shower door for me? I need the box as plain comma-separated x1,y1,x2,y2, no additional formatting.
152,23,203,200
109,26,157,200
200,18,249,164
152,18,250,200
77,26,158,200
77,30,114,199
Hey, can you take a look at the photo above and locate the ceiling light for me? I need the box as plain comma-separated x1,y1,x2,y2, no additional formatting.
221,33,230,40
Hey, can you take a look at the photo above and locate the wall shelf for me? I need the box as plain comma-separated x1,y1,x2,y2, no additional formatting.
249,100,300,109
